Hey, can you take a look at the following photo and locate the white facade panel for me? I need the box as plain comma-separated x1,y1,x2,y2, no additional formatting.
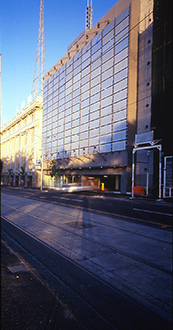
42,7,130,158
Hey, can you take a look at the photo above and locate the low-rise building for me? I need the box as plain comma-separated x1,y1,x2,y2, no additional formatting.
1,97,43,188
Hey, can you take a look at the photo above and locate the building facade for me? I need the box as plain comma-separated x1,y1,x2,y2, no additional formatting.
133,0,173,198
2,0,172,196
42,0,143,193
1,97,43,188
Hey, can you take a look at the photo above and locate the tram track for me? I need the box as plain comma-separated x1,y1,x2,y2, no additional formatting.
1,217,115,330
2,202,172,276
1,215,172,330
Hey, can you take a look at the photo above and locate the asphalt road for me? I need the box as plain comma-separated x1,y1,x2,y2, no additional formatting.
1,186,172,329
2,219,172,330
2,186,172,230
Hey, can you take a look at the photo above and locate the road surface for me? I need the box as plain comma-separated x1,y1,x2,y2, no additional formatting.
1,187,172,329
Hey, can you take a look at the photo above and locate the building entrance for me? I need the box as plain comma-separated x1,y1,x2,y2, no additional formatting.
99,175,121,191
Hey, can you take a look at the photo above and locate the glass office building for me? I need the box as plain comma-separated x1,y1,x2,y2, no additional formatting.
42,0,145,193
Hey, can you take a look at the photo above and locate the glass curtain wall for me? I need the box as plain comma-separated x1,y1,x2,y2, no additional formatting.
43,6,130,161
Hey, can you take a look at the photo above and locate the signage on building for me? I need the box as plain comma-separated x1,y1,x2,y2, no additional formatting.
164,156,173,188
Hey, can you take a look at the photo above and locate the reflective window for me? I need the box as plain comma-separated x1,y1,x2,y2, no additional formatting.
90,128,99,137
102,38,114,54
89,136,99,146
90,110,100,121
116,6,130,25
81,82,90,94
80,131,88,140
114,78,128,93
115,26,129,43
102,48,114,63
113,130,126,142
115,47,128,64
116,17,129,35
113,109,127,122
91,75,100,88
81,90,90,100
92,39,101,54
115,58,128,74
100,125,112,135
90,119,99,129
101,114,112,126
91,57,101,71
91,66,101,79
101,95,112,108
103,29,114,45
115,37,129,55
102,66,114,81
92,48,101,62
102,58,114,72
92,32,101,46
114,67,128,83
101,105,112,117
81,115,89,125
112,140,126,151
113,120,126,131
90,101,100,113
90,84,100,96
90,93,100,104
82,58,90,70
102,20,114,37
80,123,88,132
81,107,89,117
100,143,111,153
114,89,127,103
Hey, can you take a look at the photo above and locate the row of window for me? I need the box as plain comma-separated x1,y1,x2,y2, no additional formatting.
44,36,129,99
46,67,128,107
44,8,129,88
43,138,127,157
42,7,130,156
43,96,127,134
44,75,128,118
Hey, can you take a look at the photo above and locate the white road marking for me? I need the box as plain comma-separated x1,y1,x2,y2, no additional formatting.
133,208,172,217
52,196,84,203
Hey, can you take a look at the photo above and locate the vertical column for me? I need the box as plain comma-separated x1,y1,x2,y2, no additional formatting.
158,145,162,199
131,149,135,198
13,137,16,185
146,151,150,195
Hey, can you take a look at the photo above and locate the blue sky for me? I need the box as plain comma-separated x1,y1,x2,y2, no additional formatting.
0,0,118,124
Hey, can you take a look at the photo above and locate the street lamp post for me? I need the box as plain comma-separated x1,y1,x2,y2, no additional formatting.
40,155,43,191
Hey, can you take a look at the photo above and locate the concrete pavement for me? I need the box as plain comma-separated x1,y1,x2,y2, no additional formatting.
1,192,172,325
1,240,82,330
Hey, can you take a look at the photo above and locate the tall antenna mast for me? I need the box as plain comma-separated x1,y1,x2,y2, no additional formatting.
86,0,93,30
31,0,46,101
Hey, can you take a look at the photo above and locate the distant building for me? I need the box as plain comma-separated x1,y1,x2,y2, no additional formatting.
1,97,43,188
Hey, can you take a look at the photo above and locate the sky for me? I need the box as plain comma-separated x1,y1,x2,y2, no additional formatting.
0,0,118,124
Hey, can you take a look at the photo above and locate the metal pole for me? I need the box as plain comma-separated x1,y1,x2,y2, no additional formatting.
132,149,135,198
158,145,162,199
146,151,150,195
163,156,166,198
40,156,43,191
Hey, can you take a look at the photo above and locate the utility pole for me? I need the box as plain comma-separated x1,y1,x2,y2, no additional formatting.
31,0,46,190
86,0,93,30
31,0,46,101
